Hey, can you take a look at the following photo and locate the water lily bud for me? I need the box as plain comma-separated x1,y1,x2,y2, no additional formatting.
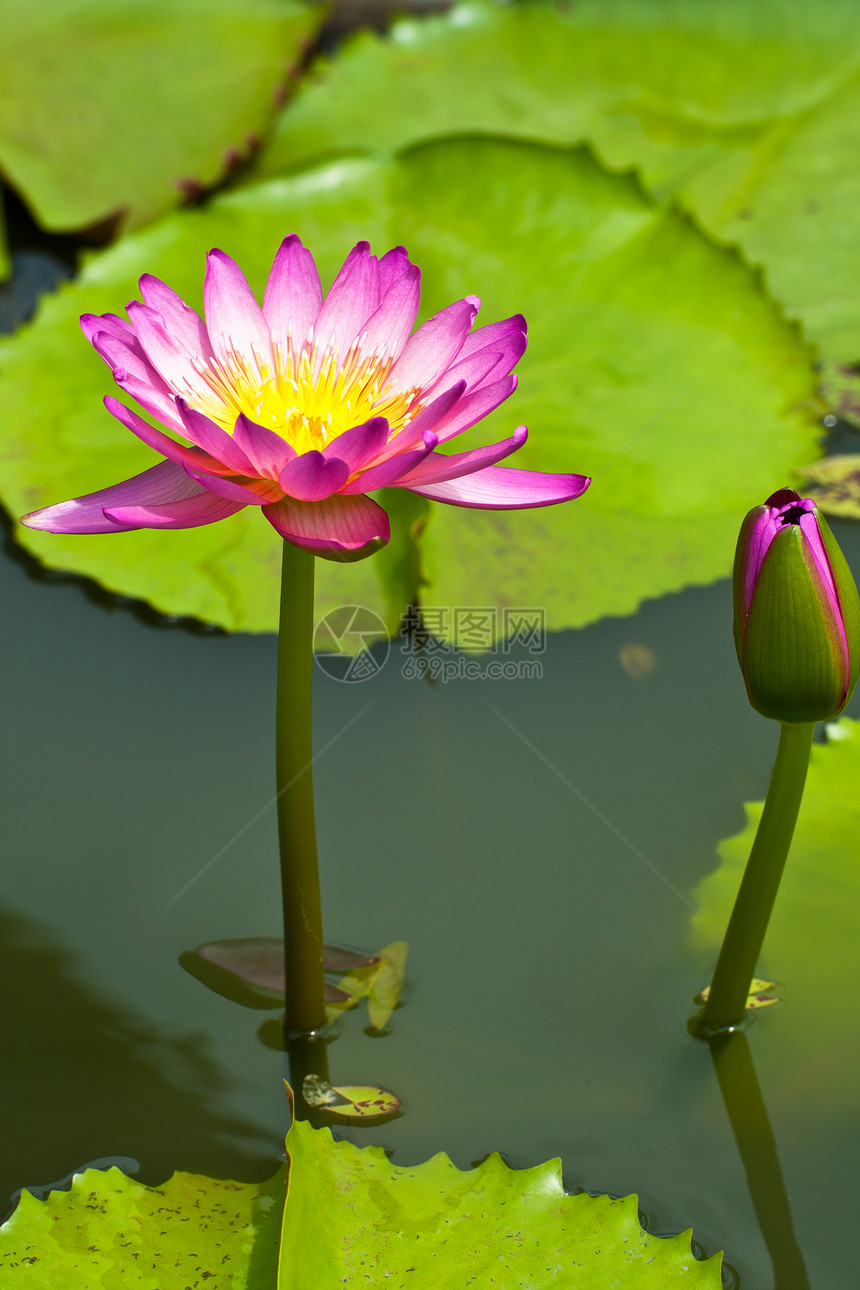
733,488,860,724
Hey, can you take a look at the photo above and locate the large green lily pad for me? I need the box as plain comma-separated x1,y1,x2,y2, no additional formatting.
260,0,860,368
281,1106,722,1286
690,716,860,1106
0,141,818,635
0,1164,284,1287
0,0,323,238
0,1114,721,1287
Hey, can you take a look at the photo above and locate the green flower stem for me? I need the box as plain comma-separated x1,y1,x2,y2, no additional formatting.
698,721,814,1035
276,539,326,1036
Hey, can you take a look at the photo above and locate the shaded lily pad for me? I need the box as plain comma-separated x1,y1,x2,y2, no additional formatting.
324,939,408,1028
261,0,860,367
795,454,860,518
0,0,323,240
281,1094,723,1287
186,937,384,1009
1,141,819,636
0,1163,284,1287
691,717,860,1104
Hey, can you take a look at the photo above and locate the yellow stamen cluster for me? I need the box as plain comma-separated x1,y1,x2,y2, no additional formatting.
182,333,423,461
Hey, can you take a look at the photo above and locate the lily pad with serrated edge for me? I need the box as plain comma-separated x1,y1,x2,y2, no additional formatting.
0,140,819,639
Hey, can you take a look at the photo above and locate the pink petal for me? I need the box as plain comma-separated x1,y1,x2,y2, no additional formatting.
388,297,479,392
428,348,506,400
176,400,256,474
91,331,185,432
457,314,527,363
321,417,390,472
264,492,390,559
263,234,323,351
392,427,528,487
21,460,203,534
358,266,421,363
232,413,296,479
440,325,527,392
312,242,379,362
138,274,214,363
379,382,467,457
186,469,282,505
81,312,136,347
126,301,206,396
431,373,518,444
204,248,273,369
377,246,415,294
341,433,438,494
279,450,351,502
106,490,246,529
405,464,591,509
105,397,222,473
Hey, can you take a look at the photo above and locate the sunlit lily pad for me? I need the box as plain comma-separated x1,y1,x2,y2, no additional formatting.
0,0,322,240
324,939,408,1028
691,717,860,1104
301,1075,402,1120
262,0,860,365
0,1101,721,1287
281,1092,723,1287
0,1164,284,1287
0,141,818,635
696,978,779,1011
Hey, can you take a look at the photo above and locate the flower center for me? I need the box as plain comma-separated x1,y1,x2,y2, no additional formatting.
183,334,422,457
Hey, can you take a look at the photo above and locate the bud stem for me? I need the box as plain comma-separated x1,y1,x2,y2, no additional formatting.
276,540,326,1036
695,721,814,1036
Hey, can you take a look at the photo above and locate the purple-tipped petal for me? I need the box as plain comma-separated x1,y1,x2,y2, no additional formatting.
406,464,591,509
138,274,214,363
264,492,390,559
176,400,256,474
377,246,415,294
457,314,527,363
388,297,479,392
379,382,467,457
440,325,527,392
105,397,221,473
232,413,296,479
359,266,421,362
431,373,518,444
341,433,438,494
81,312,136,347
263,234,323,351
186,469,282,505
106,490,246,529
321,417,390,472
91,331,185,431
126,301,206,395
204,248,273,369
428,348,506,400
21,460,203,534
393,427,529,487
313,242,379,361
279,450,351,502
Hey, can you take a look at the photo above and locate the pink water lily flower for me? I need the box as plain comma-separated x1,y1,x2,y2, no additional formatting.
22,237,590,559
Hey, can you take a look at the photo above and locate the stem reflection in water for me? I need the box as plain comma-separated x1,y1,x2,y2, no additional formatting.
709,1030,810,1290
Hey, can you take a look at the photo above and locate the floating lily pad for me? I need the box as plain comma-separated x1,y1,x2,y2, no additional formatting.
0,1100,721,1287
281,1093,723,1287
324,939,408,1028
301,1075,402,1120
691,717,860,1104
0,0,323,241
261,0,860,369
0,1163,284,1288
188,936,381,1008
0,141,818,636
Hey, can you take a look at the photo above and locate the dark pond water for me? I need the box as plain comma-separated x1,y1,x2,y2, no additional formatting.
3,240,859,1290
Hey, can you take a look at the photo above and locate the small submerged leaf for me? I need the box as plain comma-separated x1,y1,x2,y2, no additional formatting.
697,978,779,1011
325,939,408,1029
301,1075,401,1119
